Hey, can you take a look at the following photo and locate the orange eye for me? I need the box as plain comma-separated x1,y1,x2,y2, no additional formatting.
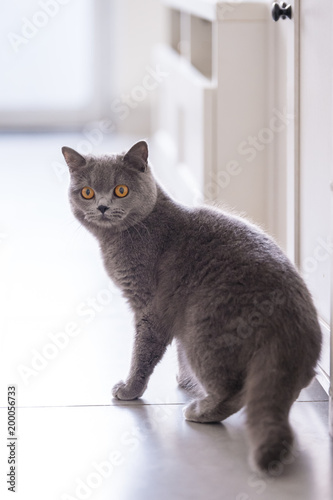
81,187,95,199
114,185,129,198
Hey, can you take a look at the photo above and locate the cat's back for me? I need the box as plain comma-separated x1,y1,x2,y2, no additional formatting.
166,204,291,283
159,203,319,332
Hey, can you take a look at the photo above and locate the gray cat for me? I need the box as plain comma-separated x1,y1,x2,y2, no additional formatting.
62,140,322,473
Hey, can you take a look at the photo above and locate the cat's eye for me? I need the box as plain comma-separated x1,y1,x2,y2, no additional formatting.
114,185,129,198
81,187,95,199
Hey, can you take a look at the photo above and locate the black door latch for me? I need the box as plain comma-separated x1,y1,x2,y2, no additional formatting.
272,2,292,21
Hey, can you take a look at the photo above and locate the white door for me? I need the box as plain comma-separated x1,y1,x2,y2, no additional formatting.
272,0,332,430
297,0,333,394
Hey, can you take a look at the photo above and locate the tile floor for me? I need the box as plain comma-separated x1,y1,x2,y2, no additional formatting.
0,133,332,500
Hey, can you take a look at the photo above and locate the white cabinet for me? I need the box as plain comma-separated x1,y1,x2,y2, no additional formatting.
152,0,272,230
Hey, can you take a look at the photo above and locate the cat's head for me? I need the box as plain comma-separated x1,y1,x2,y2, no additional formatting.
62,140,158,232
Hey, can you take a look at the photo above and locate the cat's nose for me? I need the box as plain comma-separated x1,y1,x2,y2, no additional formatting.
97,205,109,214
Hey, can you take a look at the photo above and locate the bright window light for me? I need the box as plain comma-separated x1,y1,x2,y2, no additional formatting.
0,0,95,111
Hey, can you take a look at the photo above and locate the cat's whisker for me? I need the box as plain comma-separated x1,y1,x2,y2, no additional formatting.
125,227,136,248
136,219,151,239
63,222,85,249
128,220,147,246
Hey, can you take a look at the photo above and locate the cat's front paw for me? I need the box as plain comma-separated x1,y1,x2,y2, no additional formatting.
111,380,145,400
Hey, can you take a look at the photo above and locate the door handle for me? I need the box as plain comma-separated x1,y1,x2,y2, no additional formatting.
272,2,292,21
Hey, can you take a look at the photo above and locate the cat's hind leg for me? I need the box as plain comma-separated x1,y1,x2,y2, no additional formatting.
183,391,244,423
176,340,205,396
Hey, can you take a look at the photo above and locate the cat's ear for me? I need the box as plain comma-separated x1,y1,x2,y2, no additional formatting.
62,147,86,171
123,140,148,172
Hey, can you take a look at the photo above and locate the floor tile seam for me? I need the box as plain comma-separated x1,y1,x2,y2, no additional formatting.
0,402,186,409
295,399,329,403
0,399,329,410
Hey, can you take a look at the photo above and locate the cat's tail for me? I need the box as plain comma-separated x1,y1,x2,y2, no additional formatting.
245,346,314,474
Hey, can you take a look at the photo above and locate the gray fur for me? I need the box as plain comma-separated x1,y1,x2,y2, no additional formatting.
62,140,322,473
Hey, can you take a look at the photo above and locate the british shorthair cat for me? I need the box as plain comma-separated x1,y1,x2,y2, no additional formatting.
62,140,322,473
